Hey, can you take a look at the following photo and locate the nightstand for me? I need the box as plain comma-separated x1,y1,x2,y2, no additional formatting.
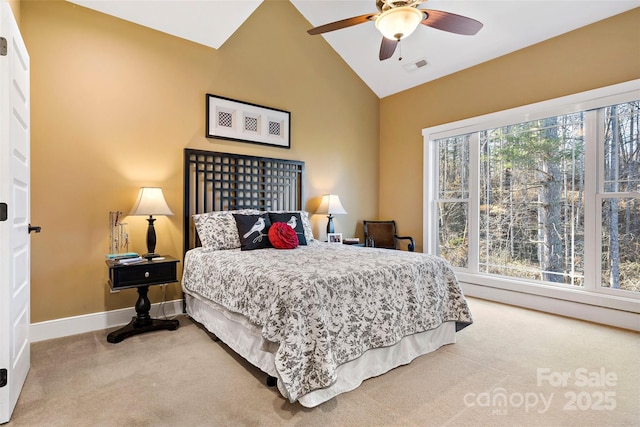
106,256,180,343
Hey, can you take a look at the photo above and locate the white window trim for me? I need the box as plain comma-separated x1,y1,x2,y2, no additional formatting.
423,80,640,330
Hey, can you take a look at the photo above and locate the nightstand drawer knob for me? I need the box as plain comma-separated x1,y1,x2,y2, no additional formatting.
145,271,150,278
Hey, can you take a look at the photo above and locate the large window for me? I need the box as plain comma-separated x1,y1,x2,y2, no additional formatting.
424,81,639,302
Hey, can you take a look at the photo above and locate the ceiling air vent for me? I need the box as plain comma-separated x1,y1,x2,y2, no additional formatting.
403,58,428,72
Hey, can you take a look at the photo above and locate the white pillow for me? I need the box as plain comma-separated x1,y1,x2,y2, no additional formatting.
192,209,260,250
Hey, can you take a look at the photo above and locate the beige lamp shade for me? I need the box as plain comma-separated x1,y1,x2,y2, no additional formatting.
130,187,173,217
316,194,347,215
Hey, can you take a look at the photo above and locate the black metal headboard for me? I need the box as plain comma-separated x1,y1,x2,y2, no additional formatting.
183,148,305,254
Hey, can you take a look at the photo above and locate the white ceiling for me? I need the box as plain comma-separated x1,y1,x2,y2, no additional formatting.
67,0,263,49
68,0,640,98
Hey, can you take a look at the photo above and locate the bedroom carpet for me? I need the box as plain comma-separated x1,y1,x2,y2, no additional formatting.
8,297,639,427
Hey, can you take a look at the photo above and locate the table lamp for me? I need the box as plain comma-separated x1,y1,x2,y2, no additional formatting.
316,194,347,234
130,187,173,259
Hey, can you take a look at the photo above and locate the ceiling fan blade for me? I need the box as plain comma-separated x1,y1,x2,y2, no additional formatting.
307,13,377,35
379,37,397,61
420,9,483,36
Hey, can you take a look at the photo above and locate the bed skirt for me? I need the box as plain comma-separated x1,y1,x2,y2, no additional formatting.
185,292,457,407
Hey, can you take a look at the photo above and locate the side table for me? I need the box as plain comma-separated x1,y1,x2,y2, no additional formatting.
106,256,180,343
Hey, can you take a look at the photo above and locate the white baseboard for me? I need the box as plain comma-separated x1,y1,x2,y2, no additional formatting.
30,299,184,343
462,282,640,331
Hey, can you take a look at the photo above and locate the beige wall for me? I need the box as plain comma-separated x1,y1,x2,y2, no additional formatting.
380,8,640,252
21,0,379,323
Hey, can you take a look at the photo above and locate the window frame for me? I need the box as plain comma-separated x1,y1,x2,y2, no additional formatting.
423,80,640,314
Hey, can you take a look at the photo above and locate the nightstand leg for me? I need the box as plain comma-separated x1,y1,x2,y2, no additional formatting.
107,285,179,343
133,285,152,327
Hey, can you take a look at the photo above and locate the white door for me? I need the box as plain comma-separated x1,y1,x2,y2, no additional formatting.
0,3,31,424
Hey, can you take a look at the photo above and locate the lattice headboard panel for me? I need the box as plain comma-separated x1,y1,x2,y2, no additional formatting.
183,149,305,253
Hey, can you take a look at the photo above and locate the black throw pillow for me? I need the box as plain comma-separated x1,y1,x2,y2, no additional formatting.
233,213,272,251
268,212,307,245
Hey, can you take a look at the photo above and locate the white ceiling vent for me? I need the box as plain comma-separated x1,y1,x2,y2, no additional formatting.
403,58,429,72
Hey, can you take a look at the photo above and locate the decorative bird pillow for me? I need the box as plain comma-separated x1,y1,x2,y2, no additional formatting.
233,213,273,251
268,212,307,245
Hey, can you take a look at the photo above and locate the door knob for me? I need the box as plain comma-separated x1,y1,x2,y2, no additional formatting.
28,224,42,234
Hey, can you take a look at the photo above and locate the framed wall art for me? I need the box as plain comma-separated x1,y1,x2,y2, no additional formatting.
205,94,291,149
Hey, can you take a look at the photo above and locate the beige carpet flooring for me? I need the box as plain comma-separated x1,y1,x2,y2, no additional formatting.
8,298,639,426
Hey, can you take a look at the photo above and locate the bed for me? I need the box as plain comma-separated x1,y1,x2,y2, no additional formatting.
181,148,472,407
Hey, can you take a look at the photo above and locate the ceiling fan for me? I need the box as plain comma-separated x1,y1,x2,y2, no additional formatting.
307,0,483,61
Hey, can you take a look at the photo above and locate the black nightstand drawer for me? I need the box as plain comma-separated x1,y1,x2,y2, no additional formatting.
107,257,179,290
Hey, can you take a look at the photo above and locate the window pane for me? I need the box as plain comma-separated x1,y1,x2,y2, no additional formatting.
438,135,470,199
436,135,470,268
603,102,640,193
601,198,640,292
437,202,468,268
601,102,640,293
478,114,585,286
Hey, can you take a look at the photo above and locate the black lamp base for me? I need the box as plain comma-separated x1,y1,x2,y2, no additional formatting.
326,215,335,234
145,216,157,258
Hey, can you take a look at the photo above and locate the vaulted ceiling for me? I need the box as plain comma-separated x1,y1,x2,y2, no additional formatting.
67,0,640,98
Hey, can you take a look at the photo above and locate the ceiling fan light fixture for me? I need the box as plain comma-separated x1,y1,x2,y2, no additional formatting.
375,6,423,40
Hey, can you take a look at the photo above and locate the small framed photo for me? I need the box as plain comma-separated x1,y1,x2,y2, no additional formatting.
328,233,343,244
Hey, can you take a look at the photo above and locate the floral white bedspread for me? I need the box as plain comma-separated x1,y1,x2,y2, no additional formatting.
182,242,472,402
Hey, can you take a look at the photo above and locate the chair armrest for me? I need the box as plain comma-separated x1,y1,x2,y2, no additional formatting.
395,235,415,252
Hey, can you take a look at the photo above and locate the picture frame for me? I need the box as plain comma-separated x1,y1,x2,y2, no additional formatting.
327,233,343,244
205,94,291,149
